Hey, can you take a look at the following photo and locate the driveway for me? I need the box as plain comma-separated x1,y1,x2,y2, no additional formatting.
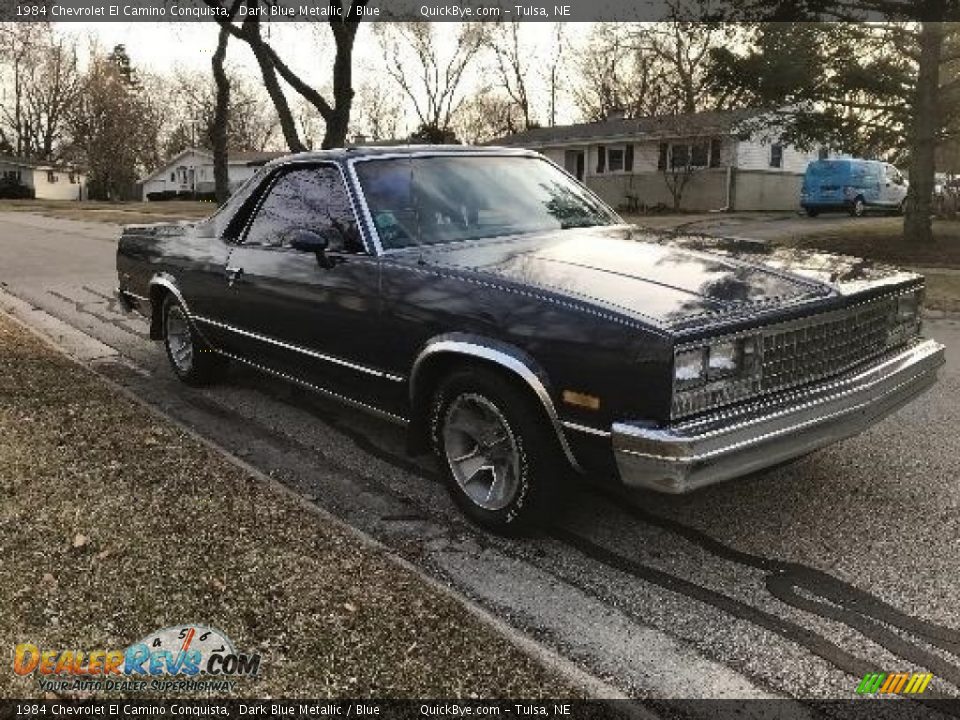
2,210,959,702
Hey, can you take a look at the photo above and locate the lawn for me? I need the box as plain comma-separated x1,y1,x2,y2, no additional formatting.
0,311,576,700
783,219,960,269
0,199,214,225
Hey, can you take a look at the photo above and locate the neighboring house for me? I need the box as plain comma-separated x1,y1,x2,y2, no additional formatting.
140,148,287,201
0,156,86,200
491,109,836,212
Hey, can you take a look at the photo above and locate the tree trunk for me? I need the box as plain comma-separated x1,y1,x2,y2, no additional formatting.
211,24,231,206
244,18,306,153
905,20,943,244
322,21,359,149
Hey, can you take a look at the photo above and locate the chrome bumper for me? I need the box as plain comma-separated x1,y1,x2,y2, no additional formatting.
613,339,945,494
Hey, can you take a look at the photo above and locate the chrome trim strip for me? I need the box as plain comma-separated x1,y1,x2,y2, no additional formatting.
192,315,405,382
614,339,944,494
214,348,409,426
410,337,584,473
118,288,149,302
561,420,612,438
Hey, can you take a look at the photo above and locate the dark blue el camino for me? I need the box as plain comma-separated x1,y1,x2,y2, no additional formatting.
116,146,945,530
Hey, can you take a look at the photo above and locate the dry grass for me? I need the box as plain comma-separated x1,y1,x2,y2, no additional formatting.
783,220,960,269
0,313,575,700
0,199,214,225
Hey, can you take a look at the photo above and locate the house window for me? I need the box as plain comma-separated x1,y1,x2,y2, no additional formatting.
658,143,668,171
770,143,784,169
671,144,690,169
690,143,709,168
68,172,76,184
47,171,58,183
596,145,606,174
818,146,829,160
709,138,722,168
607,145,625,173
170,172,175,181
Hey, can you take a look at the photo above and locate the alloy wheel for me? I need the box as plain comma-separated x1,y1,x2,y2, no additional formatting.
165,305,194,374
442,393,521,511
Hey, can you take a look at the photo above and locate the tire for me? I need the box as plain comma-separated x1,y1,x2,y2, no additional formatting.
161,295,227,386
804,207,819,218
897,199,906,216
849,196,866,217
428,366,564,532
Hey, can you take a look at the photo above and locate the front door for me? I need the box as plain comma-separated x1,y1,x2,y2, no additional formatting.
210,164,389,403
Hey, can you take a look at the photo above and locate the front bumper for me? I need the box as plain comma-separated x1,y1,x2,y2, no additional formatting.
613,339,944,494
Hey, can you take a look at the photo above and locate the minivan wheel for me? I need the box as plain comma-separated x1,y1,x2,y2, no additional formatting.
428,367,562,532
850,196,866,217
898,199,906,216
805,207,819,218
162,295,226,386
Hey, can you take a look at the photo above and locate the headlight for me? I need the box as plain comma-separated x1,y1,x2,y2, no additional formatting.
896,292,919,322
673,336,760,397
887,288,923,348
674,347,706,388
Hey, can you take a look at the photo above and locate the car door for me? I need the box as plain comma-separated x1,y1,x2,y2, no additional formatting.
211,163,392,404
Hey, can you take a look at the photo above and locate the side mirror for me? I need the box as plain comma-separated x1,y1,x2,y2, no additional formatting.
288,228,329,253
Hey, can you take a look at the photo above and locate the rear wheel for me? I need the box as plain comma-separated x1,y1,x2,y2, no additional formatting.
849,196,866,217
804,207,819,217
162,295,226,386
428,366,563,532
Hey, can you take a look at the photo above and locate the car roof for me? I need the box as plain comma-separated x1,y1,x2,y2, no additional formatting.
261,144,539,169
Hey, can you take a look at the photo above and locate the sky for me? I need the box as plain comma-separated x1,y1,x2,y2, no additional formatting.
55,21,592,137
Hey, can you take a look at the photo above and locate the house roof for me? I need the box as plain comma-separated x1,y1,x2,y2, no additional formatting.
489,108,766,147
139,148,289,183
0,155,82,172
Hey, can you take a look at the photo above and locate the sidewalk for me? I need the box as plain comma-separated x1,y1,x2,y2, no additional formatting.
0,311,576,699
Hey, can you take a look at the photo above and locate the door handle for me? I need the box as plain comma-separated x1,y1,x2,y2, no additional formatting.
226,266,244,287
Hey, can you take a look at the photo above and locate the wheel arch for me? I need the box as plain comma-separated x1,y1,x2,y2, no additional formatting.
147,274,190,340
408,333,583,473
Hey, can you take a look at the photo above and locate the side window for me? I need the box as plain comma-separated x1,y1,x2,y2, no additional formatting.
244,166,363,252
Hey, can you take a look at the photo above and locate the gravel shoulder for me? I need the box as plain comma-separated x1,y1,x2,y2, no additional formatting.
0,311,576,700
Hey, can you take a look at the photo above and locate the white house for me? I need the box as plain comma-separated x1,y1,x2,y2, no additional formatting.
0,156,86,200
492,109,836,212
140,148,286,201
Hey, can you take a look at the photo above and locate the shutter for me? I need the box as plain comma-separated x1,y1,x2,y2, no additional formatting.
625,144,634,172
596,145,606,173
658,143,668,171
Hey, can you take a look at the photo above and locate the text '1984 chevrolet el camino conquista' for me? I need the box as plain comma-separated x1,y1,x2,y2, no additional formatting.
116,146,945,531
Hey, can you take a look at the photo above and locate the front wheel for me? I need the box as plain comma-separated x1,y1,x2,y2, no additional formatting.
162,295,227,386
428,367,563,532
804,207,819,218
849,196,866,217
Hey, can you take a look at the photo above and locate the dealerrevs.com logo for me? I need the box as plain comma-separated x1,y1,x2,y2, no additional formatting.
13,625,261,693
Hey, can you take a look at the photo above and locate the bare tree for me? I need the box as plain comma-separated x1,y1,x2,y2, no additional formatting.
70,45,162,199
486,20,534,131
572,23,732,122
350,80,403,141
375,22,487,135
453,89,520,144
0,25,81,161
203,0,369,150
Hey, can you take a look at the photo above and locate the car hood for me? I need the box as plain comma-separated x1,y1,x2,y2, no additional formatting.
407,225,921,331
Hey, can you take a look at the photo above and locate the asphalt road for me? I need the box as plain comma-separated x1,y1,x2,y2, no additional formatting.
2,211,959,707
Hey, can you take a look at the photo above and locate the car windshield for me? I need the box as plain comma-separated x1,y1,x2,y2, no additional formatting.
354,154,619,250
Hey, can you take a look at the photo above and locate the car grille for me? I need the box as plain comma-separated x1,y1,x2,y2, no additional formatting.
760,297,894,394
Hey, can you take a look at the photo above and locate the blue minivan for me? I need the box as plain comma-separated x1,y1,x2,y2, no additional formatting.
800,159,908,217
